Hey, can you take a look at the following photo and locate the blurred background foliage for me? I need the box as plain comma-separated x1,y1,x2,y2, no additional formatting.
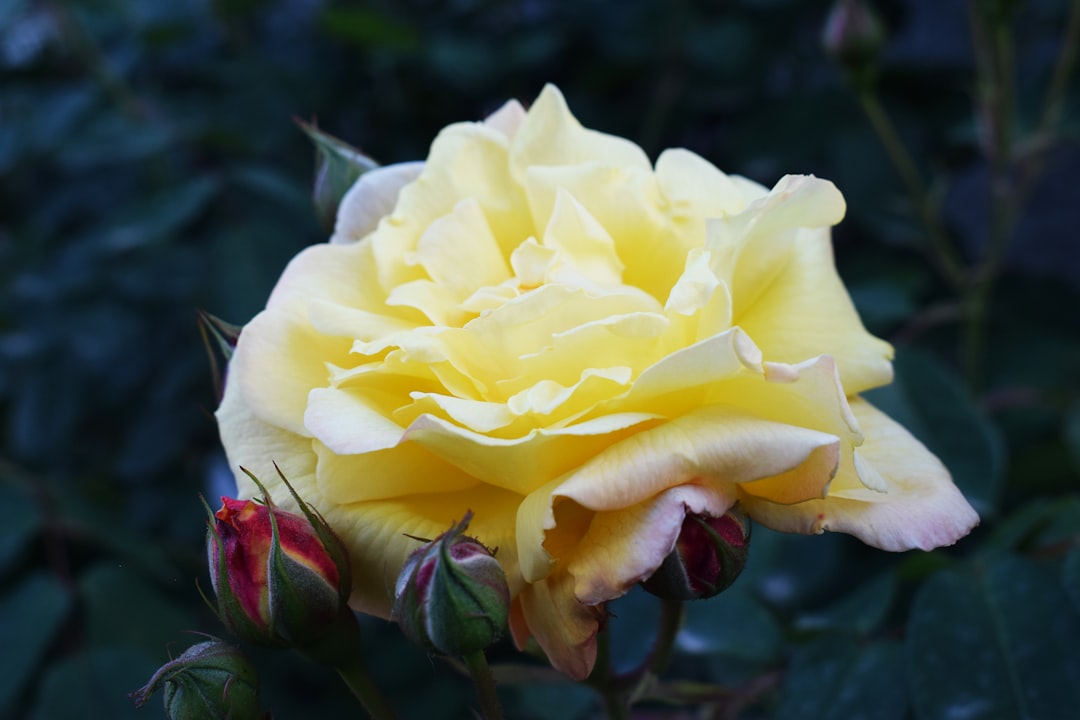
1,0,1078,717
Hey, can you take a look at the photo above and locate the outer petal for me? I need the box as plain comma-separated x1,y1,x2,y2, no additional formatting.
567,484,736,605
509,84,652,184
331,162,425,245
740,397,980,551
512,570,602,681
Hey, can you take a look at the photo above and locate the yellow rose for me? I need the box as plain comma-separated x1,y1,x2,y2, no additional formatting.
217,85,978,679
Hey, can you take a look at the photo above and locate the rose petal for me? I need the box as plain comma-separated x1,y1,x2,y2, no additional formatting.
740,397,979,551
509,84,651,184
513,570,602,681
331,162,425,245
483,98,527,140
567,483,736,604
313,439,478,504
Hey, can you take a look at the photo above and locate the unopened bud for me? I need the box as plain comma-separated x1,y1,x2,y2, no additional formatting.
641,506,750,601
392,512,510,655
130,638,262,720
206,468,352,650
823,0,885,87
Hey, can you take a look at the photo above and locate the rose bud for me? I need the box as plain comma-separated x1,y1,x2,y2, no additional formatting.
823,0,885,86
392,512,510,656
641,506,751,601
206,469,352,649
130,637,262,720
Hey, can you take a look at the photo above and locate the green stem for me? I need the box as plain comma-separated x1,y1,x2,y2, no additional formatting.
592,628,630,720
1038,0,1079,137
646,599,685,678
462,651,504,720
857,89,966,291
963,6,1016,389
335,658,397,720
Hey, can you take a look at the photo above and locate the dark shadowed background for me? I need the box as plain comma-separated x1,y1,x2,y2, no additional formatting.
2,0,1079,718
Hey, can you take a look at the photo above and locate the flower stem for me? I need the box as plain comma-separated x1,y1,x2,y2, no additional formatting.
335,657,397,720
646,598,685,678
591,628,630,720
462,651,504,720
857,89,965,291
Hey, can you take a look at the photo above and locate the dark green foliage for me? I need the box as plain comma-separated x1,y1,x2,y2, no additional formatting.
2,0,1078,718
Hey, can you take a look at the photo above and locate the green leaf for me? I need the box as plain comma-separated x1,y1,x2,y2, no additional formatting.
0,482,41,576
0,573,72,713
79,564,197,657
776,634,906,720
677,585,782,663
30,647,160,720
865,350,1005,519
907,555,1080,720
296,119,379,232
794,572,896,636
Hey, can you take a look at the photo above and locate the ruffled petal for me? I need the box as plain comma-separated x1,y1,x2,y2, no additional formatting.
740,397,979,551
513,570,602,681
567,484,736,604
331,162,425,245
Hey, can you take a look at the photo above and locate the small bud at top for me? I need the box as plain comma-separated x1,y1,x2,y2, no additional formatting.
823,0,885,84
206,468,352,649
392,512,510,656
641,506,751,602
130,637,262,720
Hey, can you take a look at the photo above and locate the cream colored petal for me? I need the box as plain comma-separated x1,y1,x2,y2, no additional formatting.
232,302,351,436
305,386,405,454
402,392,517,434
372,121,531,291
215,362,318,503
331,162,425,244
568,484,736,605
552,406,841,514
740,397,979,551
410,198,511,298
266,240,382,312
403,411,663,495
307,299,417,340
483,98,527,140
514,570,602,681
523,164,681,301
510,84,651,184
733,228,894,394
541,189,625,286
623,328,762,411
313,439,479,504
655,148,746,218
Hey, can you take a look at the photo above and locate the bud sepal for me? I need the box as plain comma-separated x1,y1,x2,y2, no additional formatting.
392,512,510,656
129,636,262,720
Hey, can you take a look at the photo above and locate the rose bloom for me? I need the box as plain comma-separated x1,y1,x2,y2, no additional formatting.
217,85,978,679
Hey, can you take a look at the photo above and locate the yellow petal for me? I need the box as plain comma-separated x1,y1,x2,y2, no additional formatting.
403,411,662,495
409,198,511,299
513,569,602,681
233,301,351,436
540,189,625,287
567,484,736,604
655,148,746,219
331,162,424,245
483,99,526,140
740,397,979,550
509,84,651,184
313,439,478,504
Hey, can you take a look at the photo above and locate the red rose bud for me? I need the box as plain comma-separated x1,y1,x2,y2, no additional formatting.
392,512,510,656
641,507,751,601
130,638,263,720
206,468,352,649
